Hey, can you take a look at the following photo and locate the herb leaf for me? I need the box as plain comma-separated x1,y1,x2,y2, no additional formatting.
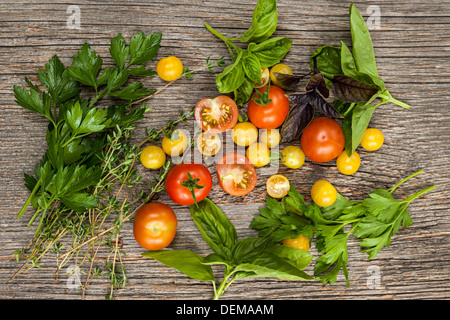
67,43,103,90
238,0,278,43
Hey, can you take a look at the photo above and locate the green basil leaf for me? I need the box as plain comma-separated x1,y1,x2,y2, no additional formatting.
141,250,215,282
251,37,292,68
190,198,238,261
343,102,377,156
234,76,255,106
243,54,262,84
264,244,313,271
310,45,342,85
340,41,385,91
238,0,277,43
349,3,378,78
231,237,268,265
215,50,245,93
234,251,313,281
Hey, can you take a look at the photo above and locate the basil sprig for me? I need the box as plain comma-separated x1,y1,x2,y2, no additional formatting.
142,198,313,300
204,0,292,105
311,3,411,156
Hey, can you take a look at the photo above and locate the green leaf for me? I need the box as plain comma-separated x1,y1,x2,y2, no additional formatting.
238,0,278,43
242,54,262,83
13,86,45,116
349,3,378,78
37,55,80,105
264,244,313,271
234,251,313,281
310,45,342,83
251,37,293,68
109,82,153,102
190,198,238,261
340,41,385,90
141,250,215,282
67,43,103,90
343,102,377,156
110,33,130,69
215,50,245,93
314,232,350,286
129,32,162,65
106,68,129,93
66,102,110,134
231,237,268,265
59,192,98,212
233,76,254,106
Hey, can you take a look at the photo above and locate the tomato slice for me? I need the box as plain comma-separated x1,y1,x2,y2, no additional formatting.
217,153,257,197
195,96,238,132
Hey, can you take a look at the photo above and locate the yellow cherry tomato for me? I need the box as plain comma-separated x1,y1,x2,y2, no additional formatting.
231,122,258,147
196,132,221,156
140,145,166,170
156,56,183,81
260,129,280,149
311,180,337,207
254,67,270,88
266,174,290,199
361,128,384,151
336,151,361,175
281,146,305,169
246,142,270,167
283,234,310,252
162,129,188,156
270,64,293,89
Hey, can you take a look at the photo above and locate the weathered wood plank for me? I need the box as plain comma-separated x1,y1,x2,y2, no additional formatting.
0,0,449,300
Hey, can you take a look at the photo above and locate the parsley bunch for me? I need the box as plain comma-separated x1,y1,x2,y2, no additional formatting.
15,32,161,235
251,170,435,286
12,32,195,299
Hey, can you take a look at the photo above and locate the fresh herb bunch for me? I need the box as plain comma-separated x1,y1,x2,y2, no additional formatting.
204,0,292,105
142,198,313,300
278,3,410,154
12,32,193,299
251,170,435,286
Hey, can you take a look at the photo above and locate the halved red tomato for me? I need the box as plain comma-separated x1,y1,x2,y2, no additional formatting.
217,153,257,197
195,96,239,132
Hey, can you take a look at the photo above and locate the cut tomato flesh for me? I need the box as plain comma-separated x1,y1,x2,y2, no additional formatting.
217,153,257,196
195,96,238,132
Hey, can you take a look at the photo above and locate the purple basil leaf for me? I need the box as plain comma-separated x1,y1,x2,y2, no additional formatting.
273,72,311,90
281,95,315,143
331,75,378,103
306,73,329,98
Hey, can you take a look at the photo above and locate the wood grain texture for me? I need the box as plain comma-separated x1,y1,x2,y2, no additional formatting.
0,0,449,300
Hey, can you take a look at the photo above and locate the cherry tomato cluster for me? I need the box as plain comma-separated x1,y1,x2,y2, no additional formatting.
134,59,385,254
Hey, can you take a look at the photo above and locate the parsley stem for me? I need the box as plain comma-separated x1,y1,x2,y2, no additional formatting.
402,185,436,204
389,169,424,194
17,178,41,219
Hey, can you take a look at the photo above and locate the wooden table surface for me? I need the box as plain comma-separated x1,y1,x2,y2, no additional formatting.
0,0,449,300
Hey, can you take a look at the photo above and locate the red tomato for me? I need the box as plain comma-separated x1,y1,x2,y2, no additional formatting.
133,202,177,250
247,85,289,129
165,163,212,205
300,117,345,163
217,153,257,197
195,95,239,132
